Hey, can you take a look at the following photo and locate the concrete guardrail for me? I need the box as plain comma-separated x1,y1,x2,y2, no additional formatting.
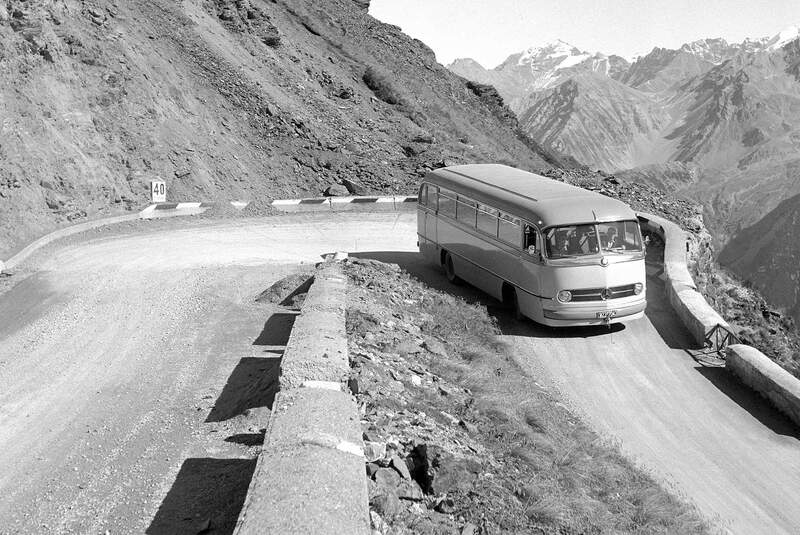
0,201,248,274
726,344,800,425
271,195,417,212
235,261,370,535
637,213,730,347
638,212,800,428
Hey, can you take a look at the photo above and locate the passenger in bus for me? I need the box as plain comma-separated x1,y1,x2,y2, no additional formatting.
554,232,569,255
524,225,537,255
567,232,582,255
605,228,620,249
585,230,599,252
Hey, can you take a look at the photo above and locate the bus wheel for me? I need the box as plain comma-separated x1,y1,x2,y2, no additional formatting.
443,252,462,285
504,285,523,321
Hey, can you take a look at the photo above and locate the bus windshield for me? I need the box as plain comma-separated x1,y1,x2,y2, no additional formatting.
545,220,642,258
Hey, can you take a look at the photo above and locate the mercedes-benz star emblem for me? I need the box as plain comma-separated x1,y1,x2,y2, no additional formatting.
601,288,613,300
600,257,609,267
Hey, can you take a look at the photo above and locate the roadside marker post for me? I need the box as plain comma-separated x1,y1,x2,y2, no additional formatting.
151,180,166,203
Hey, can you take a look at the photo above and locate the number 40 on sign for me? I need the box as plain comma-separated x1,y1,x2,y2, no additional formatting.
151,180,166,203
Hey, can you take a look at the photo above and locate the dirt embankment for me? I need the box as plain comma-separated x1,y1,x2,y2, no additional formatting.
0,0,558,258
343,258,709,534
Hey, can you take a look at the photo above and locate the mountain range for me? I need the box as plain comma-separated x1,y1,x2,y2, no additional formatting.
449,26,800,324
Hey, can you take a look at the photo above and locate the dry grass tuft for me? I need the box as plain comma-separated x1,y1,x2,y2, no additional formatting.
362,66,407,106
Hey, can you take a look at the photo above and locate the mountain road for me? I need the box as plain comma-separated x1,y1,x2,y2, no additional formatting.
0,212,798,534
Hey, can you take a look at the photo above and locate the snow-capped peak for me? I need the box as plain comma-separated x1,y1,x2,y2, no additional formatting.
766,24,800,50
517,39,585,65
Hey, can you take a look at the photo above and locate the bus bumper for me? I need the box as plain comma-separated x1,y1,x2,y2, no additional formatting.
541,299,646,325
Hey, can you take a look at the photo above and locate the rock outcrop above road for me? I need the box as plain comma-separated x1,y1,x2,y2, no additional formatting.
0,0,560,258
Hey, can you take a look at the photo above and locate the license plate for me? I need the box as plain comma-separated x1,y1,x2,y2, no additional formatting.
596,310,617,319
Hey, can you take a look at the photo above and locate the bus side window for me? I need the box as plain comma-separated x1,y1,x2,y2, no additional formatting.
477,204,498,236
498,213,520,246
426,185,438,210
456,195,477,227
418,184,428,206
524,224,538,253
438,188,456,218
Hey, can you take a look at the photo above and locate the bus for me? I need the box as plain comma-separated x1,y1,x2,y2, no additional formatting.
417,164,646,326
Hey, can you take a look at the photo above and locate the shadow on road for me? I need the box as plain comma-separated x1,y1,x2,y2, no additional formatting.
695,366,800,439
206,308,294,422
0,272,66,343
252,312,297,348
146,457,256,535
206,357,280,422
643,274,700,350
225,432,265,447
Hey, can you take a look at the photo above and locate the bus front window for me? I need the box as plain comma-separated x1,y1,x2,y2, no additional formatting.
545,224,599,258
598,221,642,253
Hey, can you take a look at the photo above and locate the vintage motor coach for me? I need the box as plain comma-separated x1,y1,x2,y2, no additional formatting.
417,164,646,326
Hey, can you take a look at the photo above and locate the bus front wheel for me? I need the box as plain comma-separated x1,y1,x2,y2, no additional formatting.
504,285,523,321
443,252,462,285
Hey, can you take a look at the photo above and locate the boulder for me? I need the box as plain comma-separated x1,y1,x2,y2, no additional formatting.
363,440,386,462
389,454,412,479
396,479,424,501
323,183,349,197
373,467,401,490
409,444,481,494
341,178,365,195
370,490,401,518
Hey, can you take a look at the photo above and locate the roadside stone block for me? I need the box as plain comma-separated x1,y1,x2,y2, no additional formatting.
278,265,349,389
236,388,369,535
726,344,800,427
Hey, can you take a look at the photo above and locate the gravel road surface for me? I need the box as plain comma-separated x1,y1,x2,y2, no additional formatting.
504,275,800,535
1,212,798,534
0,213,416,534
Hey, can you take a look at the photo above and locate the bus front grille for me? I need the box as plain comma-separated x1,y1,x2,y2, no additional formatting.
570,284,637,302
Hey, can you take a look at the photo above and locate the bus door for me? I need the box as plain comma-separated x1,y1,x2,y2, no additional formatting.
418,184,438,260
425,185,438,241
515,222,543,317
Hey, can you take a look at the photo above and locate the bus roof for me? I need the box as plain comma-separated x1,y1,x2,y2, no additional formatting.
426,164,636,227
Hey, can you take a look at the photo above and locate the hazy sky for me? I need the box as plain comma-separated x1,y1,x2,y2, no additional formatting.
369,0,800,67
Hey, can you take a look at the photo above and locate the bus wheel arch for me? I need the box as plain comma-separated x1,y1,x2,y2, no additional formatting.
442,251,462,285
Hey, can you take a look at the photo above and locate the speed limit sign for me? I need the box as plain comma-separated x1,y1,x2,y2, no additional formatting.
151,180,166,203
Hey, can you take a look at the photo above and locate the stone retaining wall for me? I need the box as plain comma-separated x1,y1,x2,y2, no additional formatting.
235,262,370,535
639,212,800,428
726,344,800,426
638,212,730,347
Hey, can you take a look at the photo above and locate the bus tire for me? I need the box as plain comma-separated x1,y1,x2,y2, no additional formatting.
504,285,523,321
443,252,462,285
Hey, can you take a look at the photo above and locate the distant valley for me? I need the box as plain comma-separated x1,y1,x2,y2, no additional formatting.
449,28,800,323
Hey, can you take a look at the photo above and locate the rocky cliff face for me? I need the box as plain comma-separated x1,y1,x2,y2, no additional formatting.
517,74,672,171
0,0,559,257
719,193,800,325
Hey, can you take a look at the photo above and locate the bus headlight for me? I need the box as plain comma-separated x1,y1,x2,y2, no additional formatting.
557,290,572,303
634,283,643,295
